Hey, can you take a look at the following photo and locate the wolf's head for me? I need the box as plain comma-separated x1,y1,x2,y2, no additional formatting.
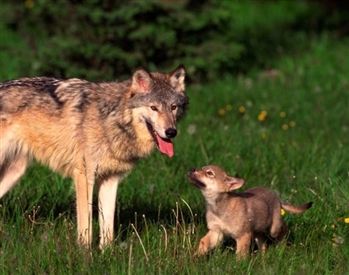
188,165,245,197
129,65,188,157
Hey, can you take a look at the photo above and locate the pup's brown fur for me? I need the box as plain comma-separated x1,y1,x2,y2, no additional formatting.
188,165,312,259
0,65,188,248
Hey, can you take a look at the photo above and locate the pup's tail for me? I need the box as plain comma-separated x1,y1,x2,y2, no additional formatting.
281,201,313,214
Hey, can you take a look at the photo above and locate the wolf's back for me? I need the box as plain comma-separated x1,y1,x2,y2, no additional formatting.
0,77,90,114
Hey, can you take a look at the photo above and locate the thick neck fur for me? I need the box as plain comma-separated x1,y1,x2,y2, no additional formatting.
84,80,157,176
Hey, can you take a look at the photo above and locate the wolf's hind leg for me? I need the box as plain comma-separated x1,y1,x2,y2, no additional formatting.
0,155,28,198
73,167,94,248
270,217,288,242
254,232,267,255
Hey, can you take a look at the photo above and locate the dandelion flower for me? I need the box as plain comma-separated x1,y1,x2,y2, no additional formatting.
280,111,286,118
238,106,246,113
282,124,288,130
258,110,267,121
280,209,285,216
218,108,226,116
187,124,196,135
289,121,296,127
330,224,335,229
344,218,349,224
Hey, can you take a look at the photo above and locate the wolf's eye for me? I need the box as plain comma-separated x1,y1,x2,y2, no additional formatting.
171,105,177,111
206,171,214,177
150,106,158,111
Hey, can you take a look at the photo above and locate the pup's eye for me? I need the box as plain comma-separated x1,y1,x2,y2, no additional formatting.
150,106,158,111
206,171,214,177
171,105,177,111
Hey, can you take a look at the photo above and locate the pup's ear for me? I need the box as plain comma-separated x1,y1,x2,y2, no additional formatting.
169,64,186,93
225,176,245,192
131,67,153,93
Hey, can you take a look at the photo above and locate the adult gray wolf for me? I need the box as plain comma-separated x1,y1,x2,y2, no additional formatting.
188,165,312,259
0,65,188,248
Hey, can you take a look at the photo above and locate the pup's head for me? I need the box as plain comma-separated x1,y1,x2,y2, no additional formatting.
129,65,188,157
188,165,245,194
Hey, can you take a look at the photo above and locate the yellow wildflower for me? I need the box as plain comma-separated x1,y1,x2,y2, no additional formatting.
280,209,285,216
258,110,267,121
218,108,226,116
282,124,288,130
238,106,246,113
280,111,286,118
330,224,335,229
344,218,349,223
289,121,296,127
226,104,232,111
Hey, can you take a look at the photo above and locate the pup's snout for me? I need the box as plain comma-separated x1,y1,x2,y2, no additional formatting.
165,128,177,138
188,168,206,189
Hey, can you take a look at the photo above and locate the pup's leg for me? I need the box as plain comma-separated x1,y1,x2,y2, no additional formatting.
254,232,267,255
270,213,289,242
196,230,223,256
235,232,252,260
73,168,94,248
0,155,28,198
98,175,120,249
274,219,288,242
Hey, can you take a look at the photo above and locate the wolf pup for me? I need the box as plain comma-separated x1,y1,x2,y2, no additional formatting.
188,165,312,259
0,65,188,248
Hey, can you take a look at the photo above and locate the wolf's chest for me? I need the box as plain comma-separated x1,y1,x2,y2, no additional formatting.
206,211,248,238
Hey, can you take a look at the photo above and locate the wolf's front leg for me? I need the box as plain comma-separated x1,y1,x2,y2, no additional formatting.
73,168,94,248
235,232,252,260
195,230,223,256
98,175,121,249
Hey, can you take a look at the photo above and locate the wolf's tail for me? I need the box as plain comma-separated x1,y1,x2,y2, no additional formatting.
281,201,313,214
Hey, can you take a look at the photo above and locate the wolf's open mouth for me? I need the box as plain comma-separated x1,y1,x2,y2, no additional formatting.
146,122,174,157
188,176,206,189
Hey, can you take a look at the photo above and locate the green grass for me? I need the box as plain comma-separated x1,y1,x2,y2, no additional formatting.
1,34,349,274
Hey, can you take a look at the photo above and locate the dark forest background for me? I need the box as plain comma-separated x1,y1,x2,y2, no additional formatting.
1,0,349,82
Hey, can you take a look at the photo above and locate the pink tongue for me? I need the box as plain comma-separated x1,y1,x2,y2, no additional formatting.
156,135,174,157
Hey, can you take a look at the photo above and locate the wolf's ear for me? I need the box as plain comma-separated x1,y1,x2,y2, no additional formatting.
225,176,245,192
169,64,186,93
132,67,153,93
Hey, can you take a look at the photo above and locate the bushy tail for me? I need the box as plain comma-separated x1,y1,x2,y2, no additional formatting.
281,201,313,214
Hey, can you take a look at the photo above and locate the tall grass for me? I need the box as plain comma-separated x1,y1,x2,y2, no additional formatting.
1,35,349,274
